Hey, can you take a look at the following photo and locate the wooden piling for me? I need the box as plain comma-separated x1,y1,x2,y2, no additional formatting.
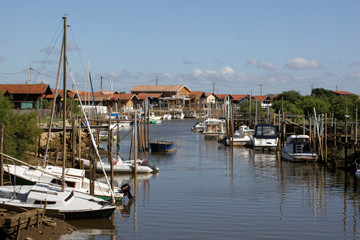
108,123,114,191
71,117,76,168
0,123,3,186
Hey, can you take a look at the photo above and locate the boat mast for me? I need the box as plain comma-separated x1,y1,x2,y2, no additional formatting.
62,16,67,192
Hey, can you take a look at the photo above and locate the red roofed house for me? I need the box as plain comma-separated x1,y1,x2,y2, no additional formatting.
231,94,250,104
130,85,191,109
0,83,52,109
332,91,355,97
252,95,274,108
111,93,139,112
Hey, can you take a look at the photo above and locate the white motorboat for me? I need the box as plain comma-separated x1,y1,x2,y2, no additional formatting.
226,125,254,146
173,109,185,119
3,164,130,203
0,183,116,220
191,121,205,133
79,156,158,174
203,118,226,139
355,159,360,179
281,135,318,162
252,123,278,150
163,114,172,120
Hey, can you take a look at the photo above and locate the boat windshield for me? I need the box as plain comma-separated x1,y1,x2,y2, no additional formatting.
256,126,276,136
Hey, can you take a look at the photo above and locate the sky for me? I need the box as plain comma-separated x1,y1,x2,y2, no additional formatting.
0,0,359,96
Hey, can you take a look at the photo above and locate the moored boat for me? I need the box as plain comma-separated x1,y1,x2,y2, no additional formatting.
3,164,129,203
355,159,360,179
149,140,177,152
203,118,226,139
281,135,317,162
79,156,158,174
226,125,254,146
252,123,278,150
0,183,116,220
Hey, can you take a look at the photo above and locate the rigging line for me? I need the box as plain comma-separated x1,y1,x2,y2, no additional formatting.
31,68,57,79
67,61,116,204
69,28,88,82
33,28,63,83
0,69,28,75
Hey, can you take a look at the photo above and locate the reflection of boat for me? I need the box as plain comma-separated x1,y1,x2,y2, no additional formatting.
355,159,360,179
79,156,158,174
203,118,226,139
226,125,254,146
99,131,117,141
252,123,278,150
281,135,317,162
150,140,177,152
3,164,127,203
0,183,116,220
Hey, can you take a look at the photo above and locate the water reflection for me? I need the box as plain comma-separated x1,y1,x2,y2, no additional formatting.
64,120,360,239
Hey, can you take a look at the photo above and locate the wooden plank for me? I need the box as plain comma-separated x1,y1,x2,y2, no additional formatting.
0,203,28,213
5,209,44,226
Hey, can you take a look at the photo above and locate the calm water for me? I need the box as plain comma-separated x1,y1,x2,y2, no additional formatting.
64,119,360,240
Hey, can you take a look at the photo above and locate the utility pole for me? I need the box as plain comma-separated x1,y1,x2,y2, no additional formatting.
213,82,215,94
101,76,103,93
156,75,158,85
260,84,263,96
28,67,32,84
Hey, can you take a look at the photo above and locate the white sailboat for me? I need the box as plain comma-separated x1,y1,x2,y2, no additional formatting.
0,183,116,220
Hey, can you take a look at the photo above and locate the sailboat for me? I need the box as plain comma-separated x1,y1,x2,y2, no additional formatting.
0,183,116,220
0,17,120,218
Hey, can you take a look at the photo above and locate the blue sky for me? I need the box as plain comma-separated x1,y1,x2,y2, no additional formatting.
1,0,359,95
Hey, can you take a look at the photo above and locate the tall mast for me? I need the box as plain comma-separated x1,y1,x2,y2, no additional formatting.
62,16,67,192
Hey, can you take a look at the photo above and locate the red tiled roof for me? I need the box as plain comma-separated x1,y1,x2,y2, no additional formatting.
136,93,162,100
231,94,248,101
0,84,52,95
189,91,205,98
130,85,191,92
111,93,138,101
215,94,232,100
332,91,354,95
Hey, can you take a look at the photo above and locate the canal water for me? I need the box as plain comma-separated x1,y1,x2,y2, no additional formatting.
64,119,360,240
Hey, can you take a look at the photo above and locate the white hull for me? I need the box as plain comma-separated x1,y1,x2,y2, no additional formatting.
0,183,116,220
281,135,317,162
79,158,158,174
4,165,124,201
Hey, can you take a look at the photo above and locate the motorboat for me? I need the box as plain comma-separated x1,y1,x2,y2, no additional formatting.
281,135,317,162
355,159,360,179
0,183,116,220
173,109,185,119
203,118,226,139
226,125,254,146
191,121,205,133
252,123,278,150
163,114,172,120
79,156,158,174
149,140,177,152
3,164,130,203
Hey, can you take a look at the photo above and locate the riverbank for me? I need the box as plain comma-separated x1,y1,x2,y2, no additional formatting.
0,209,76,240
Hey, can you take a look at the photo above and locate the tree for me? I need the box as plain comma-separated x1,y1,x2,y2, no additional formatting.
0,94,42,160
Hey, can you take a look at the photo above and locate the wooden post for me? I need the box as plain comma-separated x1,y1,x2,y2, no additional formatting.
345,107,348,168
147,105,150,150
78,118,82,169
334,119,337,148
134,111,138,175
71,117,76,168
303,115,306,135
116,121,120,157
108,124,114,191
325,113,328,163
356,106,358,145
0,124,4,186
129,125,134,160
89,155,94,195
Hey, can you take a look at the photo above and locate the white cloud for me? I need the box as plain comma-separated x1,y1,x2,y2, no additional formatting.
262,62,277,70
247,59,277,70
285,58,323,70
348,72,360,79
219,66,234,75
